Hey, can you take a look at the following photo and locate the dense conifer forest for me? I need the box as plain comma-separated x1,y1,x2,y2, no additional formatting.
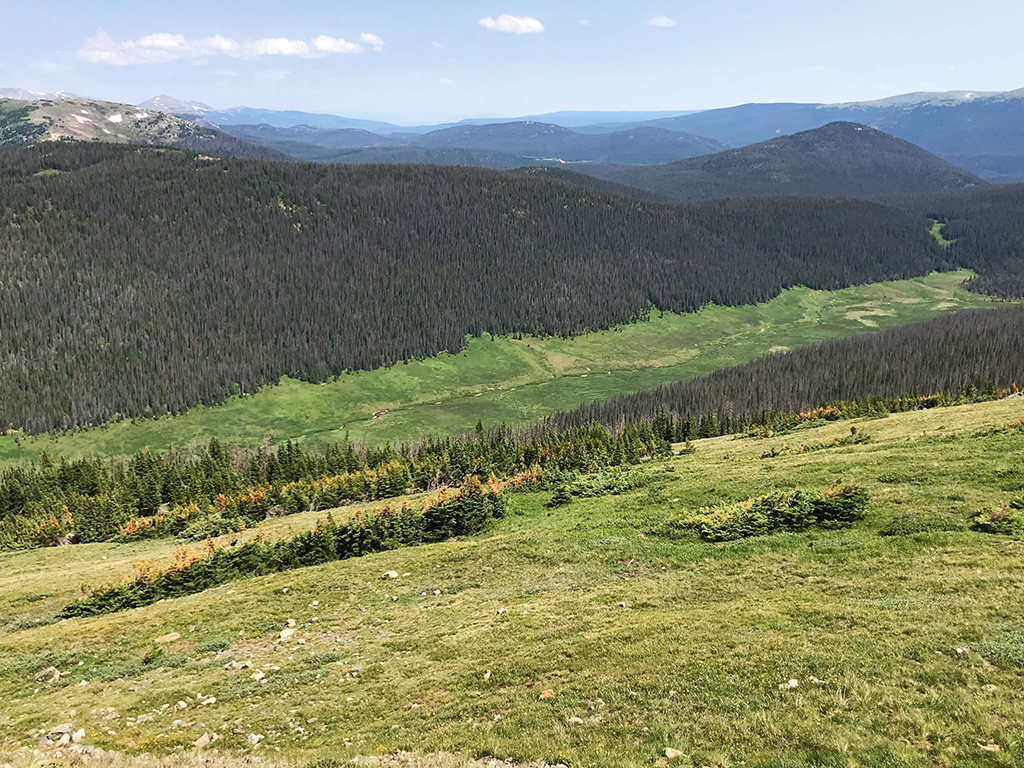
544,304,1024,435
1,142,1022,433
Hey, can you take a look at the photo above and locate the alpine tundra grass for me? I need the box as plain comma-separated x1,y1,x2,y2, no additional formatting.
1,398,1023,767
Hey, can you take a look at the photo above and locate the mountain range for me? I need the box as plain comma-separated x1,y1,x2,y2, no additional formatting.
145,88,1024,182
582,122,986,200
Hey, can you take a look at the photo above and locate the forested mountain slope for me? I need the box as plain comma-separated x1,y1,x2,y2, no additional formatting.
585,123,986,200
0,143,959,432
546,304,1024,435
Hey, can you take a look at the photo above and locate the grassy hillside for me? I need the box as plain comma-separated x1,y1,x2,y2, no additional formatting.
2,398,1023,767
0,270,1004,465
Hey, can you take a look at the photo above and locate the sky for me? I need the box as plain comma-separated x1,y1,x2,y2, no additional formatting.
4,0,1023,125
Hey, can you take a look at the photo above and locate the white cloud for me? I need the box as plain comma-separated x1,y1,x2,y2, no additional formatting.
250,38,310,57
432,41,444,48
360,33,385,51
580,19,591,26
312,35,360,54
479,15,544,34
648,15,677,27
79,29,379,64
439,78,454,85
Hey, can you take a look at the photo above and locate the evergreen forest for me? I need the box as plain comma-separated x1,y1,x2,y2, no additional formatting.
1,142,1023,433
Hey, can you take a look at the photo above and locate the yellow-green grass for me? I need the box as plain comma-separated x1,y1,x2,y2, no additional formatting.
2,398,1023,767
0,270,1010,467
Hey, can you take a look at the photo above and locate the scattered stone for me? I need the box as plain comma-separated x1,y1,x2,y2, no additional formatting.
779,679,799,690
47,723,75,743
350,665,364,673
286,619,297,628
496,607,507,616
616,602,626,608
155,632,180,644
78,679,88,686
665,747,685,759
251,670,266,681
247,733,264,745
980,743,1000,752
194,733,211,748
280,628,297,641
224,661,244,671
567,716,584,725
982,684,997,693
34,666,60,682
72,728,85,743
433,589,441,595
483,670,491,680
201,696,217,705
539,689,555,699
382,571,399,579
956,646,970,654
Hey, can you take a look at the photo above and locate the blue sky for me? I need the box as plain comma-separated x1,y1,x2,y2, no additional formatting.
4,0,1023,124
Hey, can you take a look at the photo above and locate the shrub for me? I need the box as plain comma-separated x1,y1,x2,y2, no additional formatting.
969,502,1024,535
813,482,869,528
674,482,868,543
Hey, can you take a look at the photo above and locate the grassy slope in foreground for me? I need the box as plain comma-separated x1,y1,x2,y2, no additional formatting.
0,270,1006,465
1,399,1024,767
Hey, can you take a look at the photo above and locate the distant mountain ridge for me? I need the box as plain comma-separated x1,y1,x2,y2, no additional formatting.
222,120,727,167
584,122,986,200
0,95,291,161
637,89,1024,181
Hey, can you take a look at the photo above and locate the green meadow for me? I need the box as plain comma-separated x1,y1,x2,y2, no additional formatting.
0,270,1009,466
2,397,1023,767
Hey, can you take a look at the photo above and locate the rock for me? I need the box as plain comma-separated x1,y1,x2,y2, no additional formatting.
382,571,399,579
665,747,685,759
201,696,217,705
155,632,180,644
194,733,211,748
483,670,491,680
34,666,61,682
72,728,85,743
982,684,997,693
77,679,88,686
567,716,584,725
224,661,244,671
174,701,188,711
286,619,296,628
496,607,507,616
47,723,75,742
247,733,264,745
778,679,799,690
616,602,626,608
251,670,266,681
979,743,1000,752
280,628,297,641
350,665,364,673
539,689,555,699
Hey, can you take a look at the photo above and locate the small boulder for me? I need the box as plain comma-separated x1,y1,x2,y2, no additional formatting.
539,689,555,699
224,661,244,672
72,729,85,744
250,670,266,681
155,632,180,644
194,733,211,749
567,716,584,725
47,723,75,742
382,571,399,579
247,733,264,745
665,747,685,759
280,628,297,641
285,619,297,628
34,667,60,683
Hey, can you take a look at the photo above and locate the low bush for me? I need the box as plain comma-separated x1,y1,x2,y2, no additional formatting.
61,476,507,618
667,482,869,543
969,492,1024,535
